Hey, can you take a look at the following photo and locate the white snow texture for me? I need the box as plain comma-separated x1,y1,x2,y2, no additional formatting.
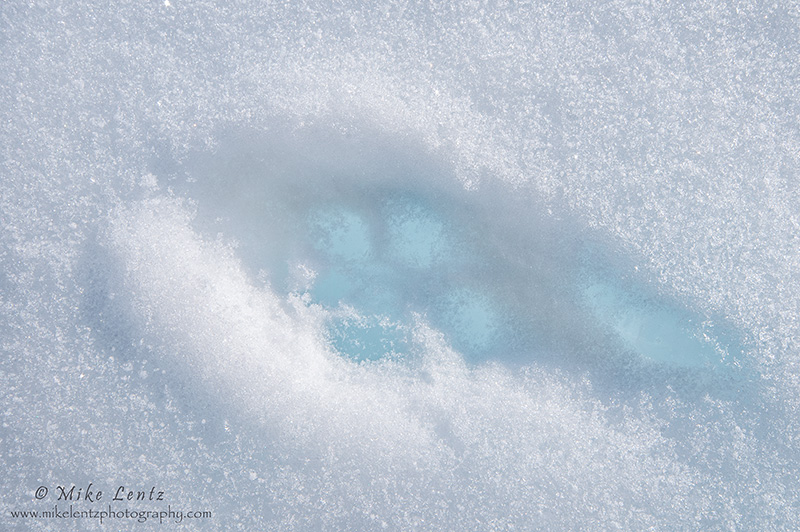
1,1,799,530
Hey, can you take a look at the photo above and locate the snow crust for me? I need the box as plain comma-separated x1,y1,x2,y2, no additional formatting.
1,0,799,529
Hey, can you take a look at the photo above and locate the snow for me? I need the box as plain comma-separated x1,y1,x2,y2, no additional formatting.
1,0,799,529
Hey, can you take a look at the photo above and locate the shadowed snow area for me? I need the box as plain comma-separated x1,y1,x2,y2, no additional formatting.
2,0,799,530
175,125,747,375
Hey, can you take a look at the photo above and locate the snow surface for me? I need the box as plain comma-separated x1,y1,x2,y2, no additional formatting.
1,0,799,530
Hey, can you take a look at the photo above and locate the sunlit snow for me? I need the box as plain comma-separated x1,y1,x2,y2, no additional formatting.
2,1,798,530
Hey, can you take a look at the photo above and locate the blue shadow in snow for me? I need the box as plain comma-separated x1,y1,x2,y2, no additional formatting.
170,123,754,399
